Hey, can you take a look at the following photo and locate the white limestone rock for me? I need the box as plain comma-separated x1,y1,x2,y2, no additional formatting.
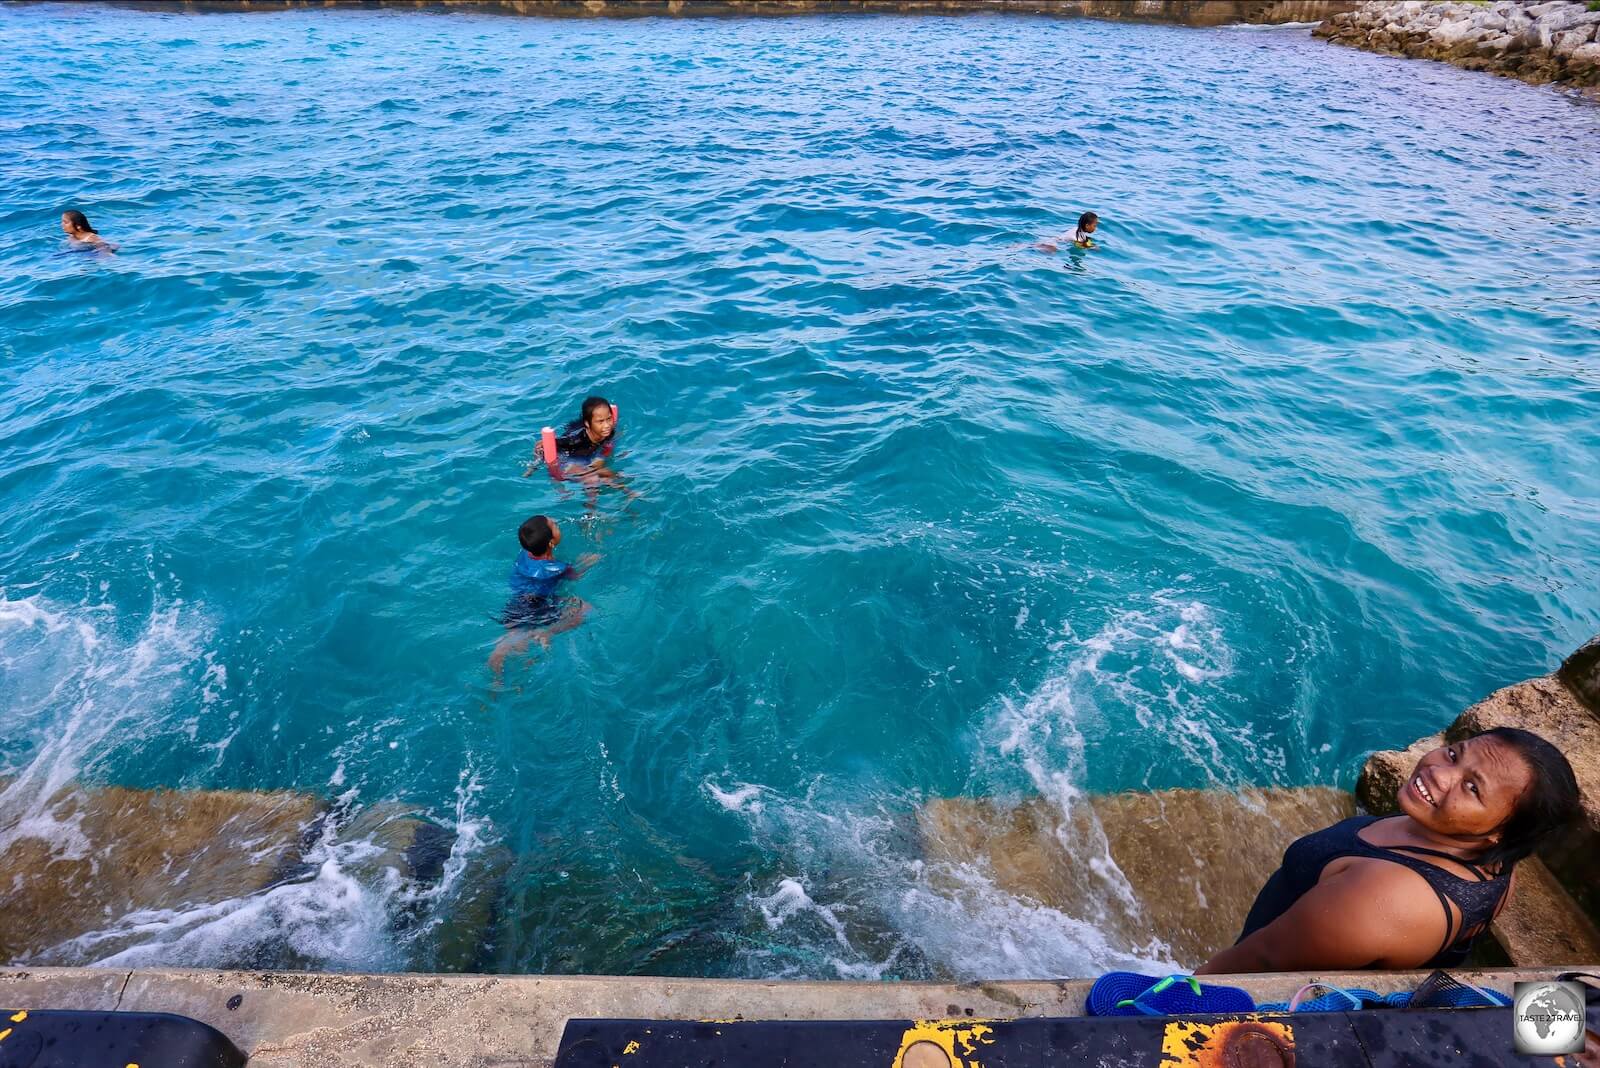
1476,32,1517,55
1555,26,1597,56
1569,40,1600,70
1432,18,1486,46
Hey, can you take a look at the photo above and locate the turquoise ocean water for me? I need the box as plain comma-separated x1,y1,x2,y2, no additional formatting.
1,5,1597,979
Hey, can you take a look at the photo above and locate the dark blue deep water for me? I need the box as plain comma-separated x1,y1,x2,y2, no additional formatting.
1,4,1597,978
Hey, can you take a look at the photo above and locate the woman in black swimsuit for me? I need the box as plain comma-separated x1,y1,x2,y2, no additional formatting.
1197,727,1579,974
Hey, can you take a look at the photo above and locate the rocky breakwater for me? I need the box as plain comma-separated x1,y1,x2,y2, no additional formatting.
1315,0,1600,90
1359,634,1600,966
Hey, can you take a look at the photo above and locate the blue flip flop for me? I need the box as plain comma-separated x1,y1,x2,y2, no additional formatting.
1086,972,1256,1017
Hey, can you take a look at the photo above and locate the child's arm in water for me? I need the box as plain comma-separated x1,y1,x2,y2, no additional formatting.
523,445,553,478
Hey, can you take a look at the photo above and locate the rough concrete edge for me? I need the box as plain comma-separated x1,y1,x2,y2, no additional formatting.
1559,635,1600,718
59,0,1355,26
6,965,1597,1068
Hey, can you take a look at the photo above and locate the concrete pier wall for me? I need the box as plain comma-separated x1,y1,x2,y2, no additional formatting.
0,964,1584,1067
106,0,1360,27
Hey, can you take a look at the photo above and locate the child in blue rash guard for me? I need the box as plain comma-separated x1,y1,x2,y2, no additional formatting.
489,514,597,676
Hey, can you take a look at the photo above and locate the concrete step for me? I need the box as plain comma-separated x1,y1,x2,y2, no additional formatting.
0,784,498,969
919,786,1356,968
0,785,322,963
1490,853,1600,967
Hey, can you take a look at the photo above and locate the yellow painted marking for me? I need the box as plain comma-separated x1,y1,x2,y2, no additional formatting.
623,1040,640,1055
891,1020,995,1068
1159,1020,1294,1067
0,1027,11,1042
7,1011,23,1023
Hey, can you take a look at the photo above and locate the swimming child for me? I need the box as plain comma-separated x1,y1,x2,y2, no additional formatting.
1033,211,1098,253
60,210,116,253
525,395,616,477
1071,211,1099,249
488,514,597,676
558,395,616,460
526,393,640,510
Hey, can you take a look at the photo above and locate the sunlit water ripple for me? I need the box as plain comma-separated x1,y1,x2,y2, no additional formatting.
1,4,1597,979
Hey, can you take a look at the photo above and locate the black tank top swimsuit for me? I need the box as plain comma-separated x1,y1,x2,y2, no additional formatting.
1236,815,1511,968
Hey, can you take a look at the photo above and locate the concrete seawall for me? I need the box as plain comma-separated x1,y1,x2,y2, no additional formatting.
1,964,1584,1066
108,0,1359,27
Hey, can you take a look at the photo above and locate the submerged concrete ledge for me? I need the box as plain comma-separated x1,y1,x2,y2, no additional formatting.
1,965,1591,1066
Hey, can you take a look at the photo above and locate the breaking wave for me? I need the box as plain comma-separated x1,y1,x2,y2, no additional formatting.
0,592,491,972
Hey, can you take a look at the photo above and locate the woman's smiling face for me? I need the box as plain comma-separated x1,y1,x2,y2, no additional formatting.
1398,734,1533,839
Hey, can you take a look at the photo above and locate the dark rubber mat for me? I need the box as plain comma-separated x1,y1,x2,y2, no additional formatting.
0,1008,245,1068
555,1001,1599,1067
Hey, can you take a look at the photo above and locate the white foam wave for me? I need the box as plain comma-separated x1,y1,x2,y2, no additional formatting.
716,776,1175,981
703,591,1266,980
1222,20,1319,30
1062,592,1278,787
703,778,765,815
991,669,1145,923
396,767,492,944
32,782,493,972
62,824,402,971
0,592,493,972
0,592,209,858
889,863,1173,979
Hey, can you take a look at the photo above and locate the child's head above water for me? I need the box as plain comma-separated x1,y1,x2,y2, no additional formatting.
61,210,96,238
1077,211,1099,235
518,514,561,558
580,395,614,441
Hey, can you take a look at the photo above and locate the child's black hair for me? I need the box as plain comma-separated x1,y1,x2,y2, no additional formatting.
581,395,612,427
64,209,95,234
518,514,556,556
1078,211,1098,230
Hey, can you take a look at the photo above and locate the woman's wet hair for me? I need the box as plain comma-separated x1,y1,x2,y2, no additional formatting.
1078,211,1098,230
63,210,95,234
518,514,555,556
1475,726,1581,871
581,395,611,428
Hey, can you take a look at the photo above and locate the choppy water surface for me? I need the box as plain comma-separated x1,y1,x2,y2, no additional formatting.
2,5,1597,978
